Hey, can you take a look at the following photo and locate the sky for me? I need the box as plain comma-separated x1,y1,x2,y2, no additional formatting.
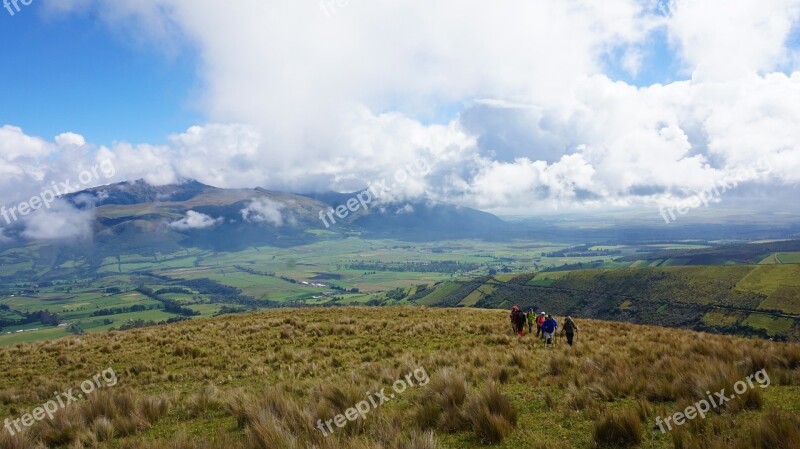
1,0,800,228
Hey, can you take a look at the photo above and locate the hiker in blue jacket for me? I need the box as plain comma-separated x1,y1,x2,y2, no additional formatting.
542,314,558,347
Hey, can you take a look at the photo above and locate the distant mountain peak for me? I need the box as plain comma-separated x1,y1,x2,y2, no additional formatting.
65,178,216,208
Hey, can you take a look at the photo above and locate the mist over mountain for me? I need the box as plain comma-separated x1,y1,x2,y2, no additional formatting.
0,180,521,256
1,179,798,265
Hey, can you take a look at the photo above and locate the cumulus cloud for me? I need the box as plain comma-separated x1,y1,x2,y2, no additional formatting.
54,132,87,147
0,0,791,216
21,200,94,241
396,204,414,215
240,198,286,226
668,0,800,80
169,210,223,230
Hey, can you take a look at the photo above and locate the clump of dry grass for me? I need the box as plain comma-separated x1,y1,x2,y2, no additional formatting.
592,409,643,448
565,383,599,413
412,367,469,432
0,430,33,449
465,381,517,443
93,416,116,441
188,382,223,417
400,430,437,449
736,409,800,449
244,410,300,449
635,397,653,421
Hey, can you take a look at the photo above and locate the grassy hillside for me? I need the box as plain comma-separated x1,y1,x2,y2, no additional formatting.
1,307,799,448
417,264,800,341
618,240,800,266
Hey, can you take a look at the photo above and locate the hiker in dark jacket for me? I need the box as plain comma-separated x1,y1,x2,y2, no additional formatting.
562,316,579,346
542,315,558,347
510,305,527,336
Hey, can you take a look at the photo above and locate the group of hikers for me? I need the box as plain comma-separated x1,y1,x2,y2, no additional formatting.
509,305,579,348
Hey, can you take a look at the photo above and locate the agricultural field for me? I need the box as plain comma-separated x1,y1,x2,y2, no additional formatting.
758,252,800,264
0,238,628,346
2,238,800,346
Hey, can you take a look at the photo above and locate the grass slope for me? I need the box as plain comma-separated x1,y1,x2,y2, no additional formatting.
1,307,800,448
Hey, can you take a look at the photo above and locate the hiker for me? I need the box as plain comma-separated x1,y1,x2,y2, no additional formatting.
542,314,558,347
510,305,527,336
535,312,546,338
510,306,520,334
526,308,536,334
562,316,579,346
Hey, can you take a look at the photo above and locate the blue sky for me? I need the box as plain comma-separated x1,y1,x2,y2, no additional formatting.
604,28,680,86
0,7,200,146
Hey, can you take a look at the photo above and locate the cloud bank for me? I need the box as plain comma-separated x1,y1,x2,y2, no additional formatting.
0,0,797,219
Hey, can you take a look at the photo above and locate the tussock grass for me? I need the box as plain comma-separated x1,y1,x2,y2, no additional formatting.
466,381,517,443
0,307,798,448
739,409,800,449
592,409,643,448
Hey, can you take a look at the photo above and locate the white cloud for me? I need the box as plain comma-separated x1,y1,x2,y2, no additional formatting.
0,125,55,161
396,204,414,215
240,198,286,226
169,210,223,230
667,0,800,81
621,47,644,77
54,132,86,147
96,142,177,186
0,0,791,216
21,200,94,241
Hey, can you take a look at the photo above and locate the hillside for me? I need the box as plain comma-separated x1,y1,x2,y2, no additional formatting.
416,264,800,341
618,240,800,266
1,307,798,448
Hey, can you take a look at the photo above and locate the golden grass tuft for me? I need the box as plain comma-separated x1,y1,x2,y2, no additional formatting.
737,409,800,449
465,381,517,443
592,409,643,448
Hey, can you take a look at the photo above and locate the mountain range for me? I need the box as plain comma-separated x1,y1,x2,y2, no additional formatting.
0,180,511,256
